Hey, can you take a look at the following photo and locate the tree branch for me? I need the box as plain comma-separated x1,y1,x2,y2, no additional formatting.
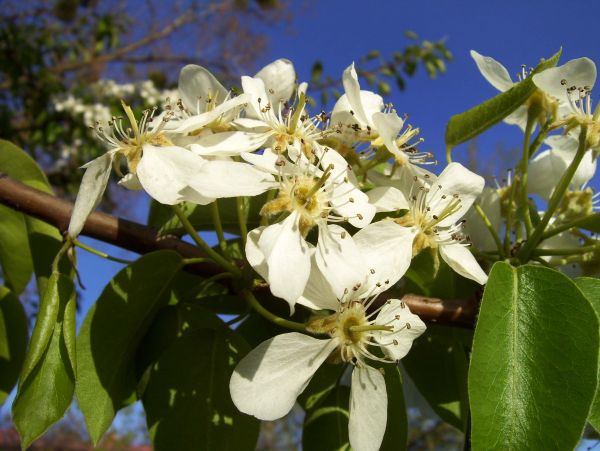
0,174,479,327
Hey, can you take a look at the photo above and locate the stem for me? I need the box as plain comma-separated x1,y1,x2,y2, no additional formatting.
52,240,73,274
211,200,227,254
240,289,306,332
446,144,453,164
504,176,518,256
73,239,133,264
473,202,505,258
236,197,248,248
172,204,241,277
528,118,552,160
532,243,599,256
540,213,600,241
520,113,536,237
519,126,588,262
182,257,214,265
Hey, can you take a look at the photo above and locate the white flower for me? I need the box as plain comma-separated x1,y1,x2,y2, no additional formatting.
366,163,488,284
243,148,375,309
229,279,425,451
528,135,597,200
464,187,502,252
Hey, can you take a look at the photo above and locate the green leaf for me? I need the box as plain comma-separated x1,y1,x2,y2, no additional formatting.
143,328,259,450
0,286,28,404
469,263,598,450
0,140,53,194
381,364,408,451
445,49,561,147
298,363,345,412
12,277,76,448
311,61,324,83
76,251,182,444
0,206,33,294
303,384,351,451
402,325,468,430
573,277,600,432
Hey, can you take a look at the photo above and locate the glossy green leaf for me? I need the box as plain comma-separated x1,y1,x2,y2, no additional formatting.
0,139,54,194
142,328,259,450
298,363,345,412
0,286,28,404
303,384,351,451
0,206,33,294
445,49,561,147
469,263,598,450
76,251,182,444
402,325,468,430
12,278,76,448
573,277,600,431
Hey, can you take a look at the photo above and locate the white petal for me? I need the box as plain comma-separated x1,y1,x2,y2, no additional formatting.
354,221,416,290
315,224,366,299
136,145,206,205
373,300,426,361
372,111,404,153
172,95,248,134
367,186,410,212
298,254,340,311
241,76,276,121
331,183,376,228
349,366,387,451
178,64,228,113
503,104,529,130
255,58,296,106
241,148,281,175
470,50,514,92
189,131,270,156
245,227,268,280
230,333,338,421
232,117,271,132
117,173,143,190
258,212,313,309
528,149,567,200
439,243,488,285
532,58,597,105
342,63,369,125
465,187,501,252
68,152,114,237
427,162,484,227
187,160,277,198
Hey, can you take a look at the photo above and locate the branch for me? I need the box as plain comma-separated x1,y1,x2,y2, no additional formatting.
0,174,479,327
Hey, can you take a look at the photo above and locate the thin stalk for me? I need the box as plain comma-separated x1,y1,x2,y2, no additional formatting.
504,177,518,256
473,202,505,258
171,204,241,277
532,243,599,256
540,213,600,241
182,257,214,265
236,197,249,247
52,240,73,274
519,126,588,262
73,239,133,264
211,200,227,254
446,144,453,164
527,117,552,160
241,289,306,332
520,113,536,237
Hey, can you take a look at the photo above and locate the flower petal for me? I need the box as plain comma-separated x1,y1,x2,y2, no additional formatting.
298,254,340,311
189,131,270,156
255,58,296,106
373,300,426,361
241,75,277,121
349,366,387,451
372,111,404,153
172,94,249,134
315,224,366,299
245,227,268,280
439,243,488,285
258,212,313,309
470,50,514,92
68,152,114,237
117,173,143,190
187,159,277,198
178,64,228,113
427,162,484,228
353,221,416,290
342,63,370,126
230,333,338,421
367,186,410,212
532,57,597,105
331,183,376,229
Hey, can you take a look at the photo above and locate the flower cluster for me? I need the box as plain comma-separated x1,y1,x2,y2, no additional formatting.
68,58,493,450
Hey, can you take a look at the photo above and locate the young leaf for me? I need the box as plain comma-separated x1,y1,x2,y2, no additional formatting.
0,286,28,405
445,49,561,147
573,277,600,432
11,277,76,448
469,263,598,450
142,328,259,451
76,250,182,444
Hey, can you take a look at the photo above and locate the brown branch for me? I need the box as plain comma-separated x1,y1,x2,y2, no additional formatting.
0,174,479,327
